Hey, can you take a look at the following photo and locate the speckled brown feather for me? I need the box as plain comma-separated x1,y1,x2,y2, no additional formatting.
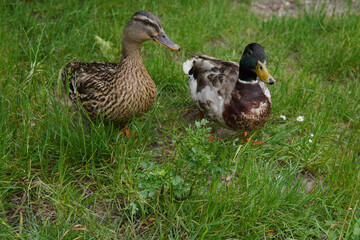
61,56,156,125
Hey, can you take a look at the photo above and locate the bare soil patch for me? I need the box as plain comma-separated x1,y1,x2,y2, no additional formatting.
252,0,360,18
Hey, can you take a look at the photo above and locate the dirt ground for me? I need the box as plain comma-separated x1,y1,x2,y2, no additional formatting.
252,0,360,17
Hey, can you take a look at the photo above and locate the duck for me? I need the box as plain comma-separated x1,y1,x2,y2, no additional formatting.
183,43,275,131
61,10,180,126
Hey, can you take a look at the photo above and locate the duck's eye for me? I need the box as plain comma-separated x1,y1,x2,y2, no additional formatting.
260,65,263,70
143,20,150,25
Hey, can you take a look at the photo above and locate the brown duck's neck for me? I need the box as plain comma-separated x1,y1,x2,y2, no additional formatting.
121,38,144,60
117,39,151,82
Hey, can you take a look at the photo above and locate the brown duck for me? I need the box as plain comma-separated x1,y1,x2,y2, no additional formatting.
183,43,275,131
61,10,180,125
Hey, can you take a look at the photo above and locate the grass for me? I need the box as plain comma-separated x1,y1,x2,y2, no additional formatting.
1,0,360,239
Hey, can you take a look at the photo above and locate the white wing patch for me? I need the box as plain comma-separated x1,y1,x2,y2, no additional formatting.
189,74,198,102
259,81,271,103
183,59,194,74
194,85,226,125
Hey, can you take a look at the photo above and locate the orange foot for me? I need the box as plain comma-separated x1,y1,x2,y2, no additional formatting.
251,141,265,146
241,132,265,145
120,125,138,138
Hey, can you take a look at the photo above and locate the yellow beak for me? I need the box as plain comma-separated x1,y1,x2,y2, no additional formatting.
253,61,275,85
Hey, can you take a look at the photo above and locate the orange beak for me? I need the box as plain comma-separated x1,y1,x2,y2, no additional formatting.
154,32,180,51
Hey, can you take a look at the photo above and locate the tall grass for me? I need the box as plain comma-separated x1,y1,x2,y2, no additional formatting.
1,0,360,239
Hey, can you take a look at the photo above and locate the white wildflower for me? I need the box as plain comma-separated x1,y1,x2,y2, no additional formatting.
296,116,304,122
280,115,287,120
309,139,313,143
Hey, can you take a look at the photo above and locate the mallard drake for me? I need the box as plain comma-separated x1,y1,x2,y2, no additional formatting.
183,43,275,131
61,10,180,125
